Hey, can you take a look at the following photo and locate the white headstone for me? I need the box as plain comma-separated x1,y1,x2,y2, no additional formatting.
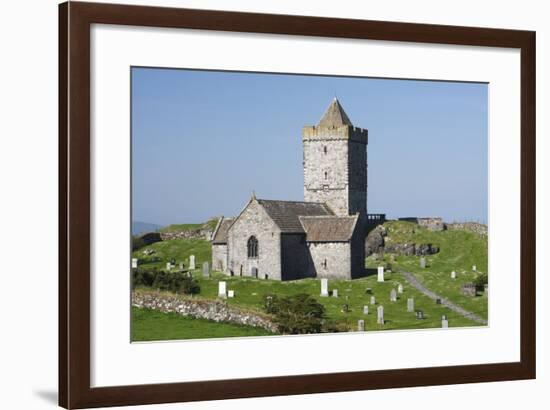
377,266,384,282
227,290,235,298
363,305,369,315
397,284,404,294
377,305,384,325
320,278,329,297
189,255,196,270
420,257,426,268
218,281,227,298
451,270,456,279
472,265,477,272
358,320,365,332
442,318,449,328
332,289,338,298
390,289,397,302
202,261,210,277
166,262,171,271
370,296,376,305
131,258,138,268
407,298,414,312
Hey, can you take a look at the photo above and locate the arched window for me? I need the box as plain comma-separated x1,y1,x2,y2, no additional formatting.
247,236,259,258
323,146,327,154
324,171,328,180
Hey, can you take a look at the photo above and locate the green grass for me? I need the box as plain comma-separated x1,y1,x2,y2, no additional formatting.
371,221,488,320
132,306,272,341
159,218,219,233
132,220,488,340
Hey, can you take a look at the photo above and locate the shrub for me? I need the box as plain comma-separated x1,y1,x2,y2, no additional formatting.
133,269,200,294
263,293,326,334
132,268,155,288
473,272,488,290
132,236,146,251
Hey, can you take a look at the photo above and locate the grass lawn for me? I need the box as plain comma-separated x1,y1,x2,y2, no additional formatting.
131,220,488,340
131,306,272,341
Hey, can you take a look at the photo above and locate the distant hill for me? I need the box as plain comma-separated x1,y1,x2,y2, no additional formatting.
132,221,162,236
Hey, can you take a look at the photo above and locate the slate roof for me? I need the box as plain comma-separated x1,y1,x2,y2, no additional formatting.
317,98,353,128
211,217,234,244
299,215,359,242
257,199,333,233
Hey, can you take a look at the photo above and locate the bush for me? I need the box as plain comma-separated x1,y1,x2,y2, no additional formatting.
473,272,488,290
132,236,146,251
263,293,326,334
132,268,200,294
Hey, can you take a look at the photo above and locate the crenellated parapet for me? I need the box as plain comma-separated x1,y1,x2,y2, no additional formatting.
302,125,368,144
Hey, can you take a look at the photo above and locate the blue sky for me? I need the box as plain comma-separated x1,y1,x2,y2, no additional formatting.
132,67,488,226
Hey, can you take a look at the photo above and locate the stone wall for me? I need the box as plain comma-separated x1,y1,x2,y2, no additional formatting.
307,241,351,279
281,233,312,280
446,222,488,236
398,217,445,231
212,243,228,272
132,291,277,333
227,199,282,280
160,227,212,241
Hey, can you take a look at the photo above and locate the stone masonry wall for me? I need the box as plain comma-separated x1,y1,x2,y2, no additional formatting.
307,241,351,279
281,234,313,280
212,243,228,272
227,199,282,280
132,291,278,333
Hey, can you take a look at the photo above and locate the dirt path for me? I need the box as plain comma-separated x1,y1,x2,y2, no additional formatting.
402,271,488,325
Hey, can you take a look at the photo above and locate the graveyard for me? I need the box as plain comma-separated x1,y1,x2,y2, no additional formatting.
131,220,488,341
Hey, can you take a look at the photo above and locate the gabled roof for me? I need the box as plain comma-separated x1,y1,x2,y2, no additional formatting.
257,199,333,233
299,214,359,242
318,98,353,128
211,217,234,244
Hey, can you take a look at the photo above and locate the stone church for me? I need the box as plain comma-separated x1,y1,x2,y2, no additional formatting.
211,98,369,280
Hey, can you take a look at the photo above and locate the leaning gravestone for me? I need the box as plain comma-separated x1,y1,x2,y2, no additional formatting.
397,284,404,294
441,315,449,328
189,255,196,270
377,306,384,325
202,261,210,277
420,257,426,268
131,258,138,269
218,281,227,298
370,296,376,305
390,289,397,302
377,266,385,282
320,278,329,297
363,305,369,315
451,270,456,279
332,289,338,298
407,298,414,312
358,320,365,331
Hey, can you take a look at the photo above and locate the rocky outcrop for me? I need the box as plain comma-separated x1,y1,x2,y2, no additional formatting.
365,225,386,256
160,227,212,241
132,290,278,333
384,243,439,256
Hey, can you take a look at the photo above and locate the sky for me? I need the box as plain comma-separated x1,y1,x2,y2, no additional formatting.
132,67,488,226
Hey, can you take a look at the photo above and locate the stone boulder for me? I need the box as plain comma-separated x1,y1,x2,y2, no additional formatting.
365,225,386,256
384,243,439,256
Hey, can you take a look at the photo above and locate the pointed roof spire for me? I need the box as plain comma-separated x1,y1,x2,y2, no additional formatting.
317,97,353,127
251,190,257,200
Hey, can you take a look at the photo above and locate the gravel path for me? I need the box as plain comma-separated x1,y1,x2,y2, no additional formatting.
402,271,488,325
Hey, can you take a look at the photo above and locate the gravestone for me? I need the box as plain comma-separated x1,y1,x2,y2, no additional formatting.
363,305,369,315
189,255,196,270
407,298,414,312
227,290,235,298
320,278,329,297
332,289,338,298
166,262,171,271
370,296,376,305
416,310,424,320
484,284,488,294
472,265,477,272
436,298,442,304
131,258,138,269
397,284,403,294
251,267,258,278
390,254,396,263
377,266,384,282
420,257,426,268
461,283,477,297
179,262,184,270
202,261,210,277
390,289,397,302
377,306,384,325
451,270,456,279
218,281,227,298
358,320,365,331
441,315,449,328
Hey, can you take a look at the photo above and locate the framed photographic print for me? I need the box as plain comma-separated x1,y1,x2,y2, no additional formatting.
59,1,536,408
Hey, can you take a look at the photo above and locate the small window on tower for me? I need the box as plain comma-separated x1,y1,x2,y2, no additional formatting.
324,146,327,154
324,171,328,180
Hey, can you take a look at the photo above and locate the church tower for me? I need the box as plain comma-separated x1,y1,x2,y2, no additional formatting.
302,98,368,217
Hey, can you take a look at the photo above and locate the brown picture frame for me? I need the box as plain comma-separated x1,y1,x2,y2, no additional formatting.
59,1,536,408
